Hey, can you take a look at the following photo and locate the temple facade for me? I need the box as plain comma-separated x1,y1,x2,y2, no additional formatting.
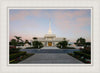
32,21,67,47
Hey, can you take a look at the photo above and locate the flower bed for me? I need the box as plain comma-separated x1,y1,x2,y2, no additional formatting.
74,51,90,59
68,51,91,64
10,52,34,64
10,51,26,60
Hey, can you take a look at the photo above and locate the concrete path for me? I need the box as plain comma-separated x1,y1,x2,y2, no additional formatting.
41,47,59,49
18,53,83,64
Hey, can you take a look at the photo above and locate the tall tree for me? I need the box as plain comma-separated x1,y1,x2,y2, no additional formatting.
76,37,86,46
14,36,21,43
56,41,68,48
10,39,17,46
32,41,43,48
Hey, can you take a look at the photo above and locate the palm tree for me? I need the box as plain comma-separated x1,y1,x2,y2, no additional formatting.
14,36,21,43
20,39,24,46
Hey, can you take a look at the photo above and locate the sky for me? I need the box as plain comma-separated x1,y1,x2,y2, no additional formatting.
9,9,91,42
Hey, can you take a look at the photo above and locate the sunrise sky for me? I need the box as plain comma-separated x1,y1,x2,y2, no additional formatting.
9,9,91,42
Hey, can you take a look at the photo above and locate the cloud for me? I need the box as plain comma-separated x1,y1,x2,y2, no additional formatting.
9,9,91,42
10,10,41,21
10,10,29,21
51,10,91,34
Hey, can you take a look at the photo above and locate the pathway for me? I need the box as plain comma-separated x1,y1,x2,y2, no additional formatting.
18,53,83,64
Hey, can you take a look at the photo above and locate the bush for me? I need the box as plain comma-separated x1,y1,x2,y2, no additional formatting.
25,47,41,49
66,47,76,49
32,41,43,48
26,47,34,49
74,51,81,56
56,41,68,48
10,52,26,60
74,51,90,59
83,54,90,59
80,49,91,54
10,48,21,54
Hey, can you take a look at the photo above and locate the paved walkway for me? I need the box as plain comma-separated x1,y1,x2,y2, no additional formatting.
41,47,59,49
18,53,83,64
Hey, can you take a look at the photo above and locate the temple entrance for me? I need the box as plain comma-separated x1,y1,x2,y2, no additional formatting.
48,42,52,46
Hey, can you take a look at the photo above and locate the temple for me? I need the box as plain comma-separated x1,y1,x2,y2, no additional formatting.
32,21,67,47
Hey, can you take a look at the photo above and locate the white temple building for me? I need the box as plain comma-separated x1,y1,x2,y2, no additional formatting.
32,21,67,47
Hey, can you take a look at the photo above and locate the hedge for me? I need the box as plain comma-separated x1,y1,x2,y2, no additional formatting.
74,51,90,59
10,52,26,60
10,48,21,54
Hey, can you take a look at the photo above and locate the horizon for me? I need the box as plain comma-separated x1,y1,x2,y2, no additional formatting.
9,9,91,42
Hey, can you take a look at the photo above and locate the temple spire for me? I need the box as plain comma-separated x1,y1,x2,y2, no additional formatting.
48,20,52,34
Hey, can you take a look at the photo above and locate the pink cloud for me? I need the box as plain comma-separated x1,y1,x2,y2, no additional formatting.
50,10,90,34
19,20,39,29
10,11,29,21
30,10,41,17
9,9,91,42
10,10,41,21
76,17,90,26
52,10,88,20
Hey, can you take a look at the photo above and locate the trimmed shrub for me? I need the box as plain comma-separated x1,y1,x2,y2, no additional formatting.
26,47,34,49
66,47,76,49
10,48,21,54
80,49,91,54
10,52,26,60
25,47,40,49
32,41,43,48
74,51,90,59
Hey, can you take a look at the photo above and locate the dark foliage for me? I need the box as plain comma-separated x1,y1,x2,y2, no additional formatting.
32,41,43,48
56,41,68,48
74,51,90,59
10,48,21,54
75,37,86,46
10,52,26,60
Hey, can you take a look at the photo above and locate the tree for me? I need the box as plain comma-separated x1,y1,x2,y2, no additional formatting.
25,40,29,44
10,39,17,46
24,40,31,45
63,38,66,41
32,41,43,48
68,43,71,46
19,39,24,46
18,41,24,46
33,37,37,40
56,41,68,48
76,37,86,46
14,36,21,43
84,42,91,50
